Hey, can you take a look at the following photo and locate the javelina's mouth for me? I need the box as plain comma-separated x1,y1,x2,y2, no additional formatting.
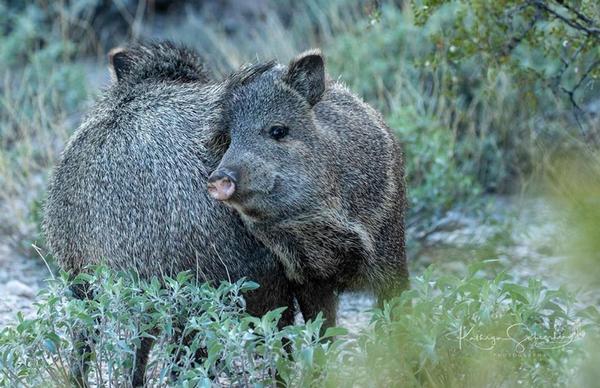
240,206,267,220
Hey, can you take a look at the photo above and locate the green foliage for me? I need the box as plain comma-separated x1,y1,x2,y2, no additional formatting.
549,154,600,287
1,264,596,387
412,0,600,110
0,1,88,255
388,108,481,226
325,5,521,228
347,264,593,387
0,267,340,387
545,150,600,386
321,2,599,231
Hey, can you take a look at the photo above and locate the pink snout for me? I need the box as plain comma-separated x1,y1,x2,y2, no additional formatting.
207,169,237,201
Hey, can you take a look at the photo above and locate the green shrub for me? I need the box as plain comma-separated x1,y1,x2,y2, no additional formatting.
1,263,596,387
388,107,481,228
0,267,344,387
338,263,594,387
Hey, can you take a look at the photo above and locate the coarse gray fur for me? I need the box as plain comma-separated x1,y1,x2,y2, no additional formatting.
42,41,294,387
208,49,409,330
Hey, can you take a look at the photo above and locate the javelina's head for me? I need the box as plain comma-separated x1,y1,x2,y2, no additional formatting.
207,50,334,222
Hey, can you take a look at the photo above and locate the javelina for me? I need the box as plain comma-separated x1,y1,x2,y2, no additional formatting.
206,49,408,330
43,42,294,387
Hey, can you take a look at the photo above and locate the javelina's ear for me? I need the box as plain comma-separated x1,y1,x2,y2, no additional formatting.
108,47,133,83
284,49,324,106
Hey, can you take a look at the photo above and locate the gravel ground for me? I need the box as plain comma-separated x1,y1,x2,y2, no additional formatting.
0,243,50,327
416,197,573,288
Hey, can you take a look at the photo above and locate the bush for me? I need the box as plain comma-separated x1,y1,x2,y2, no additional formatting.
323,3,598,231
1,263,596,387
0,267,345,387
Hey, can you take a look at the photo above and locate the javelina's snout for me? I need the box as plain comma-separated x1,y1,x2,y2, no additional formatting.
207,168,238,201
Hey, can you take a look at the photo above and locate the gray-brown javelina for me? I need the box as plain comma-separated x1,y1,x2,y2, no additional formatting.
206,49,408,330
43,42,294,387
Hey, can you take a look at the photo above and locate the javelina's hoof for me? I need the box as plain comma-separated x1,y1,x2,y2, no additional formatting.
132,370,146,387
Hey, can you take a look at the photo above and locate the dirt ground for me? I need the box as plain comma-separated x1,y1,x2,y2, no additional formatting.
0,244,49,327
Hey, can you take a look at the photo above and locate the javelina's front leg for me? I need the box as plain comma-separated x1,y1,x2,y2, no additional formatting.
293,280,338,336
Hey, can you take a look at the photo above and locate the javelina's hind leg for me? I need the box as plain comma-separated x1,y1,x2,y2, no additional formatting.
168,326,210,383
132,330,158,387
68,281,157,387
70,331,92,388
69,283,93,388
374,273,411,315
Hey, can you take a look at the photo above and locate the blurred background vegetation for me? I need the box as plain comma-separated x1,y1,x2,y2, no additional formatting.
0,0,599,386
1,0,599,251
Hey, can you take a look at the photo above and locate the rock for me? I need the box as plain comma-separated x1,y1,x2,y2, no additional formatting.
5,280,36,298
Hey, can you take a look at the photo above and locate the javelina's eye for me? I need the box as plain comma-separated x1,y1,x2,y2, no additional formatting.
268,125,289,141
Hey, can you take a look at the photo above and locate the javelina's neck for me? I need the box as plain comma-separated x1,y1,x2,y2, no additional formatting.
249,216,373,287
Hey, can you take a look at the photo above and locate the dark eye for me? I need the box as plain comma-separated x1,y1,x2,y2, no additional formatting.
268,125,289,141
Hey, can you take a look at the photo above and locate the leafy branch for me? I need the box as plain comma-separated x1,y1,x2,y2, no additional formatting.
531,0,600,38
413,0,600,118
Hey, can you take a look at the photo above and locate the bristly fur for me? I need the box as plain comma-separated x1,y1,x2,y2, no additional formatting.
212,49,409,332
109,41,211,85
226,61,277,90
42,41,294,387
